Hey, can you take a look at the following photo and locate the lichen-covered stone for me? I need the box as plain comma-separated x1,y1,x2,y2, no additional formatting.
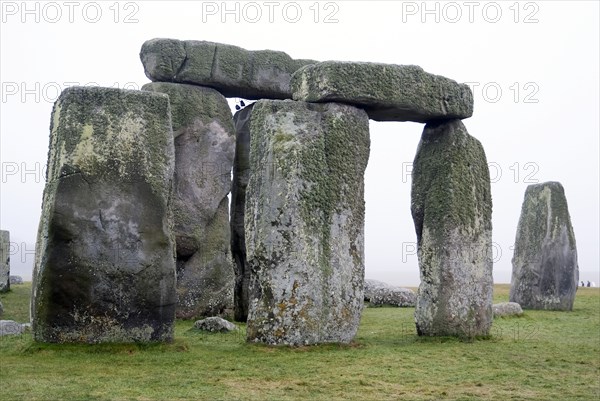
364,279,416,307
291,61,473,123
143,82,235,319
230,103,255,322
492,302,523,318
245,100,370,346
411,119,493,337
510,182,578,311
0,230,9,293
140,39,316,99
193,316,238,333
31,86,176,343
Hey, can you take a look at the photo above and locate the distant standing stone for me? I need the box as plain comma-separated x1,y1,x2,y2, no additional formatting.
0,300,4,316
492,302,523,318
143,82,235,319
510,182,579,311
291,61,473,123
31,87,177,343
9,276,23,285
411,119,493,337
0,230,10,293
193,316,238,333
245,100,370,345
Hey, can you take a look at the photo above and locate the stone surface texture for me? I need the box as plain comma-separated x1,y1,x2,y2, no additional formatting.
143,82,235,319
230,103,255,322
245,100,370,345
31,86,176,343
291,61,473,122
411,119,493,337
510,182,578,311
0,230,9,293
140,38,316,99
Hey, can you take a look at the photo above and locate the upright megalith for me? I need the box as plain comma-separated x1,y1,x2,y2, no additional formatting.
245,100,370,345
231,103,255,322
0,230,9,293
291,61,473,122
510,182,578,311
411,119,493,337
140,39,316,100
31,87,176,343
143,82,235,319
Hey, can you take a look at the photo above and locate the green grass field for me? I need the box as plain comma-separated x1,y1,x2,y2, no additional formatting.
1,283,598,400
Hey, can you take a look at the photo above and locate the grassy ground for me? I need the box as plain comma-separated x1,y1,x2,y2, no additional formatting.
1,283,598,400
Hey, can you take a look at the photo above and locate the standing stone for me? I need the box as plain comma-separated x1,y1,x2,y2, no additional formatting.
411,119,493,337
31,87,176,343
0,230,9,293
231,103,255,322
510,182,578,311
143,83,235,319
245,100,370,345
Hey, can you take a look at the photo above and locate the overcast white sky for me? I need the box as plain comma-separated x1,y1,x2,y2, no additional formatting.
1,0,598,286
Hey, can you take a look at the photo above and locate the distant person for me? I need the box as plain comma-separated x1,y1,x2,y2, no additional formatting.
587,281,591,287
581,281,585,287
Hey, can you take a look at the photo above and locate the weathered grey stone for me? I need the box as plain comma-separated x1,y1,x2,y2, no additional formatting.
142,82,235,320
245,100,370,346
9,276,23,285
140,38,317,99
492,302,523,318
411,119,493,337
0,300,3,315
510,182,579,311
231,103,255,322
0,230,9,293
0,320,24,336
364,279,416,307
31,86,176,343
193,316,238,333
291,61,473,123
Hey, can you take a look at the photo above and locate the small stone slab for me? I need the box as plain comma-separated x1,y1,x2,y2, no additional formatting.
291,61,473,123
0,320,24,336
193,317,238,333
140,38,317,100
492,302,523,318
364,279,415,307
